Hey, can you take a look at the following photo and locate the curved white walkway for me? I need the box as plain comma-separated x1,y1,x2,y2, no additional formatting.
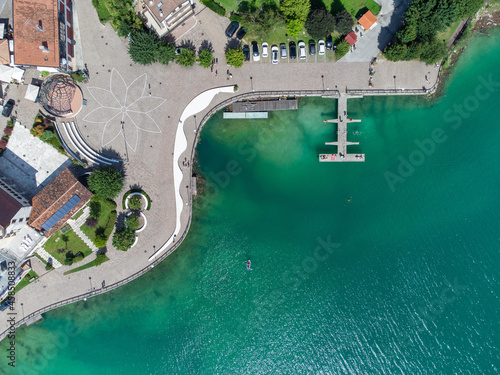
148,86,235,261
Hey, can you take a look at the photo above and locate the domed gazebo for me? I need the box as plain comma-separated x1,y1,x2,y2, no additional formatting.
39,74,83,118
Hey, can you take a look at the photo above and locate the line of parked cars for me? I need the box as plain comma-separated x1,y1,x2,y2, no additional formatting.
225,22,336,64
248,39,330,64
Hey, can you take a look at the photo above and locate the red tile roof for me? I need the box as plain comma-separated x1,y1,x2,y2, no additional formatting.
345,31,357,46
29,168,93,236
13,0,59,67
358,11,378,30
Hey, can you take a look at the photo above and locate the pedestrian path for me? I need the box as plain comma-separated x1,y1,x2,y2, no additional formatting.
66,207,99,252
36,247,63,268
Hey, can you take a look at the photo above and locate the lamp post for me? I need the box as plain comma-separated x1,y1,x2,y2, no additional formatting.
321,75,325,91
121,121,129,162
393,75,397,90
89,276,92,291
20,303,24,319
250,76,254,92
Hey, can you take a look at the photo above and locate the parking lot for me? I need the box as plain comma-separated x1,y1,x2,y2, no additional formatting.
243,42,335,65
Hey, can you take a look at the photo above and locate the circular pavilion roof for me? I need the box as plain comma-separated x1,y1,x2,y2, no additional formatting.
39,74,83,118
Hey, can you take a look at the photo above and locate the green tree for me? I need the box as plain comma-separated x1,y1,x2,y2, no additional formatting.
125,215,140,231
334,40,350,60
128,196,142,210
158,43,176,65
225,47,245,68
112,227,135,251
397,24,417,44
280,0,310,24
335,9,354,35
89,200,101,219
286,19,304,37
128,31,160,65
420,39,446,64
94,231,108,247
198,49,213,68
305,9,336,40
87,167,124,200
40,130,54,142
176,49,196,67
383,43,409,61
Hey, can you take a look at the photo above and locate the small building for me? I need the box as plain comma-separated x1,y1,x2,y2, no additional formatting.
0,177,32,239
358,11,378,31
28,168,92,237
13,0,75,71
345,31,357,46
141,0,196,38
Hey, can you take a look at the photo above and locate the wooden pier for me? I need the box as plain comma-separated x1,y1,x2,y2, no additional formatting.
319,94,365,162
232,99,298,112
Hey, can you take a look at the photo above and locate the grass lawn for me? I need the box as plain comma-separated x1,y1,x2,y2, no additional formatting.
63,254,110,275
14,270,39,293
92,0,112,22
436,19,462,44
81,197,117,247
215,0,380,16
44,230,92,264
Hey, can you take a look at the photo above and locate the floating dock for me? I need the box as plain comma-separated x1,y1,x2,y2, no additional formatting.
232,99,298,112
319,94,365,162
223,112,268,119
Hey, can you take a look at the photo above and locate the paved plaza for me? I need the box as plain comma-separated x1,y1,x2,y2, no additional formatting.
0,0,440,337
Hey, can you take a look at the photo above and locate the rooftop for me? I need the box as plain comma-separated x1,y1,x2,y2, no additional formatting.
358,11,378,30
145,0,187,22
13,0,59,67
28,168,93,236
0,187,22,229
345,31,358,46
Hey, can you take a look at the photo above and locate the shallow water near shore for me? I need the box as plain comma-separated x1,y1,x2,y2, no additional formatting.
3,30,500,374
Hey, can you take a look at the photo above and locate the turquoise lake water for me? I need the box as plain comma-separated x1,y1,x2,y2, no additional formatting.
3,30,500,374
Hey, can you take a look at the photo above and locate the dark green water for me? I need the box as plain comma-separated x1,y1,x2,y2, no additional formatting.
3,31,500,374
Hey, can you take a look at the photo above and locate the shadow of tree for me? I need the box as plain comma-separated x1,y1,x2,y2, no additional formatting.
179,39,196,51
225,38,241,52
330,0,346,15
199,40,213,54
237,0,257,14
161,33,176,45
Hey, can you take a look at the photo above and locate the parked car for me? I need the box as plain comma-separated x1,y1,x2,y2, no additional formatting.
225,21,239,38
318,40,325,55
243,45,250,61
0,298,12,311
309,40,316,55
271,45,279,64
262,42,269,57
280,43,287,59
289,41,296,59
298,41,306,59
236,28,247,40
326,35,333,50
2,99,14,117
252,41,260,61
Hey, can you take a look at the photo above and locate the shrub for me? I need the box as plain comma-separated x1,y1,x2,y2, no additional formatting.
64,251,74,265
45,262,54,271
89,200,101,219
57,248,65,254
87,167,124,200
85,217,98,227
128,196,142,210
71,72,85,82
125,215,140,231
40,130,54,142
286,19,304,36
335,40,350,61
94,231,108,247
176,48,196,67
198,49,213,68
30,125,45,137
112,227,135,251
0,139,6,150
4,127,12,136
41,71,50,77
73,252,85,263
200,0,225,16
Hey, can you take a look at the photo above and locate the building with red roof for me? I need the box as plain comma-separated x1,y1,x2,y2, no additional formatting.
345,31,357,46
358,10,378,31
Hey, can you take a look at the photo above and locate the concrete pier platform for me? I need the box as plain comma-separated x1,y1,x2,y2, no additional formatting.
320,94,365,162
